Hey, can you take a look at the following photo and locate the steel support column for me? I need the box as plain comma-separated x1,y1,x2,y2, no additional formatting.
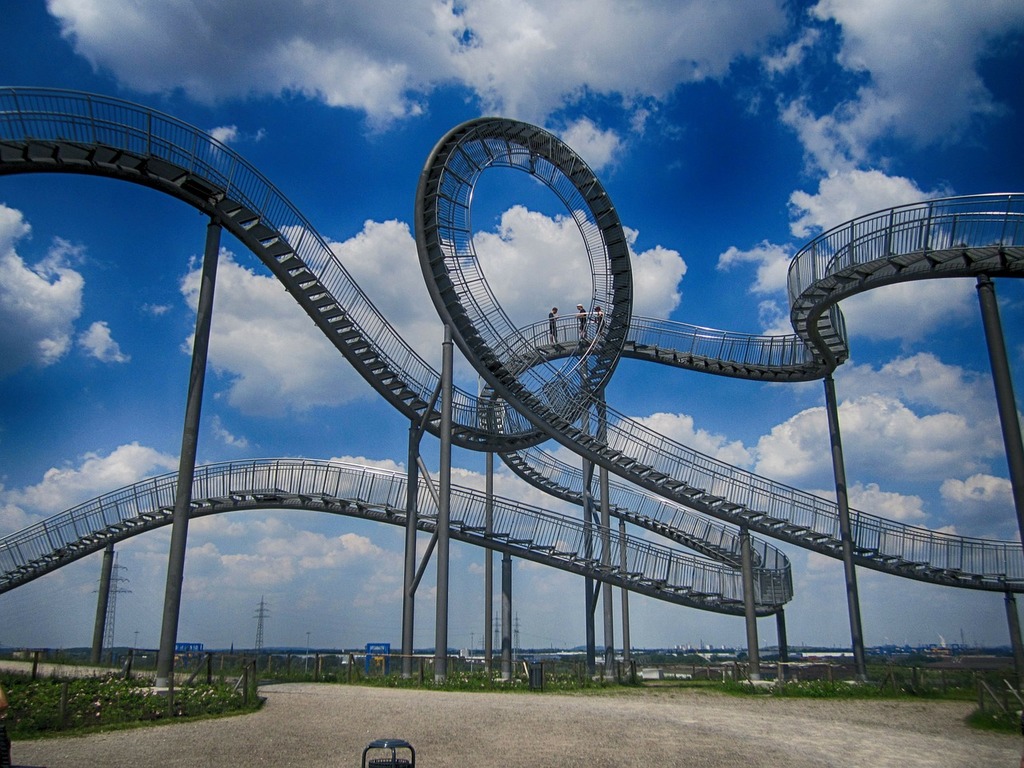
155,217,221,689
824,373,868,682
1005,592,1024,687
977,277,1024,687
600,465,615,677
740,525,761,680
484,451,494,675
401,425,421,678
433,325,454,682
501,551,512,681
582,453,597,676
976,276,1024,543
596,395,614,677
618,517,631,663
90,543,115,664
776,609,789,683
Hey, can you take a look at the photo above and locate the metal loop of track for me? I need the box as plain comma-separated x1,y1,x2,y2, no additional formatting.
415,117,633,428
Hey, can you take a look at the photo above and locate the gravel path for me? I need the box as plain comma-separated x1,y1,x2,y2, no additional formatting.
9,683,1020,768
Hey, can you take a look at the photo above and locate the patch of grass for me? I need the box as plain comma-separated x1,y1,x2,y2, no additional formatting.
354,668,623,692
712,677,984,702
965,708,1021,735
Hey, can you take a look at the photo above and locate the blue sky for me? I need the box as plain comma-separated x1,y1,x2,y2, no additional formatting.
1,1,1024,653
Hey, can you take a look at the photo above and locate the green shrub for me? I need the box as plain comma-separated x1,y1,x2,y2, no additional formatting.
1,673,258,738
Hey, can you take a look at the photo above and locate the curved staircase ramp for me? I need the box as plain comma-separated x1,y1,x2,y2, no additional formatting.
789,194,1024,366
519,315,824,382
1,90,1021,597
499,444,789,573
503,389,1023,591
0,459,786,615
0,87,545,454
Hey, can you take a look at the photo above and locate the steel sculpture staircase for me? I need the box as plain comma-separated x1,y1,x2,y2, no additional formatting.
502,437,1021,590
0,88,1020,606
0,88,784,618
414,119,1024,592
0,459,786,614
499,445,788,572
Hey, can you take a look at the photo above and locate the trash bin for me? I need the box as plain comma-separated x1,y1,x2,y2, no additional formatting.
362,738,415,768
528,661,544,690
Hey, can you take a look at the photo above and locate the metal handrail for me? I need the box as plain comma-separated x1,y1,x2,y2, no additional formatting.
787,194,1024,364
500,444,791,573
520,315,819,379
0,459,781,612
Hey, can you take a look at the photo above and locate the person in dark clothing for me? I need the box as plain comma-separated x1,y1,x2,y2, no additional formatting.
548,307,558,343
591,306,605,335
576,304,588,341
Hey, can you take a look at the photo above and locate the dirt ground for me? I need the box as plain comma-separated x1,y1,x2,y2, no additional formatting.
7,681,1021,768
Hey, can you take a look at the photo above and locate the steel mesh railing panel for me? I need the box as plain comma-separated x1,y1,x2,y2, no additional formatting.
790,195,1024,305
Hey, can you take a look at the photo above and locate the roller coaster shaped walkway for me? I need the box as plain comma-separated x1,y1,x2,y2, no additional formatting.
0,89,1022,627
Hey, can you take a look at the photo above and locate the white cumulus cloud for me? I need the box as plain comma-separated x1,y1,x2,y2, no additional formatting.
0,206,85,377
78,320,130,363
46,0,788,126
2,442,178,522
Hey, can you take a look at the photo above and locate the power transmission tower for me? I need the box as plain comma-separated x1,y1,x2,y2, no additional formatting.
253,596,270,655
103,555,130,663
